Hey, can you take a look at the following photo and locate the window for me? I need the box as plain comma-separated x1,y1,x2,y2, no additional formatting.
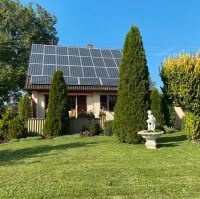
100,95,117,111
100,95,108,110
68,96,76,111
108,95,117,111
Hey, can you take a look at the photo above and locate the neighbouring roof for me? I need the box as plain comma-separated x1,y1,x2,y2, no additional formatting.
25,44,122,91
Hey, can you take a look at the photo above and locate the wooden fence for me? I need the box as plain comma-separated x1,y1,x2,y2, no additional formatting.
28,118,106,135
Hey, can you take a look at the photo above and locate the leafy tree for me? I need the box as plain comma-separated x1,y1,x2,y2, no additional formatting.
161,54,200,116
18,94,32,122
43,70,69,137
0,0,58,115
150,88,165,129
113,26,150,144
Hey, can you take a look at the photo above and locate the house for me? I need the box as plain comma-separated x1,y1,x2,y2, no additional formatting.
25,44,122,120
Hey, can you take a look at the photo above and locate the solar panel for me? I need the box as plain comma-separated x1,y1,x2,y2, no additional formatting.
81,57,93,66
29,64,43,75
68,47,79,56
44,55,56,65
104,58,116,67
111,50,122,58
107,68,118,78
43,65,56,76
70,66,83,77
101,49,112,58
30,54,43,64
57,46,68,55
115,59,121,67
64,77,79,85
32,44,44,54
57,55,68,65
80,78,101,85
45,45,56,54
69,56,81,66
90,48,102,57
31,76,52,84
82,67,96,77
79,48,90,56
101,78,118,86
29,44,121,87
92,58,105,67
95,67,109,78
57,66,70,76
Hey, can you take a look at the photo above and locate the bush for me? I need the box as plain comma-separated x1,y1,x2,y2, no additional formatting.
103,121,113,136
43,70,69,137
89,120,102,136
8,117,27,140
18,94,32,123
80,131,91,137
185,112,200,142
78,110,95,119
0,109,18,139
150,88,165,129
163,125,177,134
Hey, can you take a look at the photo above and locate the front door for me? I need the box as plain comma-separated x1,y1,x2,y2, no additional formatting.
77,96,87,113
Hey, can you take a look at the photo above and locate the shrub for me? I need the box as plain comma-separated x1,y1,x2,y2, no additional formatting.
18,94,32,123
43,70,69,137
163,125,177,134
78,110,95,119
185,112,200,142
0,109,18,139
103,121,113,136
161,54,200,116
113,26,150,144
80,131,91,137
89,120,102,136
8,117,26,140
150,88,165,129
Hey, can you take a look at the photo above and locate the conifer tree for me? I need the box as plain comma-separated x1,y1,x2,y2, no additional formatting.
43,70,69,137
150,88,165,129
113,26,150,144
18,94,32,122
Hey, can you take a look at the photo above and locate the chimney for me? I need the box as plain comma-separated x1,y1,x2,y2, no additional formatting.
87,44,94,48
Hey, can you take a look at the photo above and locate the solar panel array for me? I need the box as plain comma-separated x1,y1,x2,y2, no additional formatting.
28,44,122,86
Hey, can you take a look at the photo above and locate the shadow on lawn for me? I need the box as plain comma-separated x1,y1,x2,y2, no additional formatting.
157,134,187,148
0,141,97,165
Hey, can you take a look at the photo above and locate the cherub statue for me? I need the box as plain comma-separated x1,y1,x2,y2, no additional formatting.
147,110,156,131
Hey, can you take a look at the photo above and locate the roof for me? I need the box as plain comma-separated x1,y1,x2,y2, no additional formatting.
26,44,122,91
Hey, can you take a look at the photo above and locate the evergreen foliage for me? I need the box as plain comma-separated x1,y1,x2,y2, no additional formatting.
150,88,165,129
8,117,26,140
43,70,69,137
18,94,32,123
113,26,150,144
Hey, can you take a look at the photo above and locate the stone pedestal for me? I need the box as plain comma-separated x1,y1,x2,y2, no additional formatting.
138,131,164,149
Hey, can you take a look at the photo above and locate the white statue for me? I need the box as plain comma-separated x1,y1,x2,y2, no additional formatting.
147,110,156,131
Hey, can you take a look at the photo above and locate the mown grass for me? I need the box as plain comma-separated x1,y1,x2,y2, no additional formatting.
0,132,200,199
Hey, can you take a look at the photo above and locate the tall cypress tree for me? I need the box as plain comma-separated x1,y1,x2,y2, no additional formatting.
150,88,165,129
113,26,150,144
43,70,69,137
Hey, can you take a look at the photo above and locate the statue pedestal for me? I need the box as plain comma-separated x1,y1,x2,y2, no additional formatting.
138,131,164,149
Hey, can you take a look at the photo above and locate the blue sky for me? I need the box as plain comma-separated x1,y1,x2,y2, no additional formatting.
20,0,200,89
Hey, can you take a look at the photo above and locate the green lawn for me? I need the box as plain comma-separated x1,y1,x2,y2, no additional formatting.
0,132,200,199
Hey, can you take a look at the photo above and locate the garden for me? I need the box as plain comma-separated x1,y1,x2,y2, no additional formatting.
0,3,200,197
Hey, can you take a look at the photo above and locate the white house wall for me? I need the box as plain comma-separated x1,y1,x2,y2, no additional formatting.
32,92,45,118
32,91,115,120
